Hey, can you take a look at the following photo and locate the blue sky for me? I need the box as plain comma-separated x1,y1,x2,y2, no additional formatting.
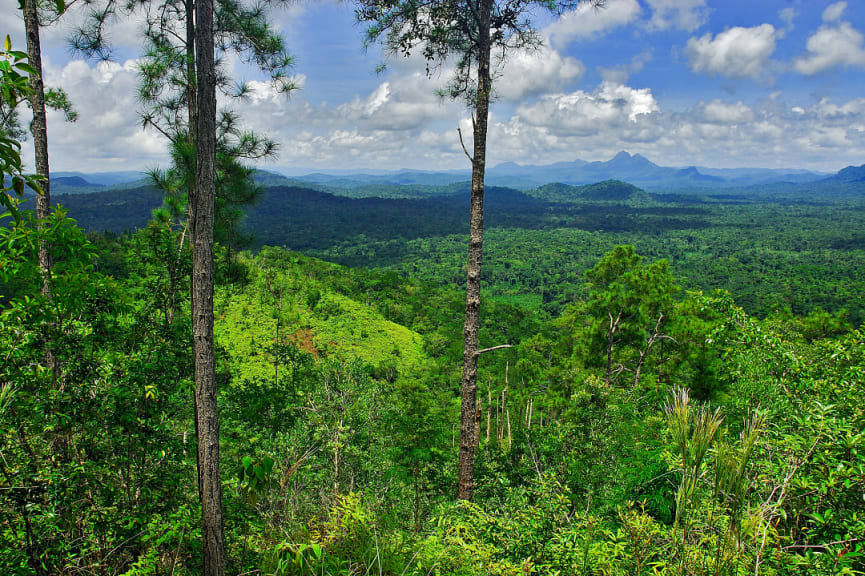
3,0,865,173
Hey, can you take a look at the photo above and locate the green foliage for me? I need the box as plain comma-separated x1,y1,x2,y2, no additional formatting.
0,36,43,217
0,210,195,574
4,201,865,575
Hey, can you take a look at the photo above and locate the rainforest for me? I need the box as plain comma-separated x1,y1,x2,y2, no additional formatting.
2,0,865,575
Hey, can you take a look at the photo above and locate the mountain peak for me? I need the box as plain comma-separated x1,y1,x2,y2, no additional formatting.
833,163,865,183
606,151,657,169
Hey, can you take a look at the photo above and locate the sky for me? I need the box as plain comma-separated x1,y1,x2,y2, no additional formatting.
3,0,865,174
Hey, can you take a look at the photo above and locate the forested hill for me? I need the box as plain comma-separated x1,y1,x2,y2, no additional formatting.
11,176,865,324
29,180,699,248
528,180,651,203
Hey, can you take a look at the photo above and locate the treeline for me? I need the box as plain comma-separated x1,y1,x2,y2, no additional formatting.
20,180,865,324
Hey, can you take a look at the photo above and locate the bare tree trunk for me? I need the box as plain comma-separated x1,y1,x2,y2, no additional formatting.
506,409,512,451
502,362,508,419
634,314,666,389
605,311,622,386
333,420,341,497
457,0,491,502
486,378,491,444
23,0,50,281
184,0,198,249
474,396,482,449
192,0,225,571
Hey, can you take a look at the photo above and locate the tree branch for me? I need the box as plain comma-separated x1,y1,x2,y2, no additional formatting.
476,344,513,356
457,127,473,162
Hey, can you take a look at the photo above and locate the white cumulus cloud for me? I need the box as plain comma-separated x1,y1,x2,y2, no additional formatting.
516,82,659,136
794,3,865,75
26,59,167,172
336,72,457,131
495,45,585,101
686,24,778,78
546,0,641,49
645,0,709,32
822,2,847,23
700,100,754,124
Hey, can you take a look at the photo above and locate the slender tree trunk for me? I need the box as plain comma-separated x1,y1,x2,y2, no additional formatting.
506,409,512,450
457,0,491,502
23,0,50,280
23,0,58,382
474,397,481,449
486,378,491,444
192,0,225,571
185,0,198,249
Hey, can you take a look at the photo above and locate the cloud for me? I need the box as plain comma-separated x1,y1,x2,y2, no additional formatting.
516,82,660,136
495,46,584,101
700,100,754,124
1,0,25,41
686,24,778,78
25,56,865,174
336,72,458,131
7,0,865,175
22,59,168,172
645,0,709,32
794,3,865,75
467,85,865,171
243,76,307,105
822,2,847,23
546,0,641,49
778,7,797,31
599,50,653,84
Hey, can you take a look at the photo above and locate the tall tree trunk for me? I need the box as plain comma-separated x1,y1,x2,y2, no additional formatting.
457,0,491,502
23,0,57,381
185,0,197,249
192,0,225,571
23,0,50,281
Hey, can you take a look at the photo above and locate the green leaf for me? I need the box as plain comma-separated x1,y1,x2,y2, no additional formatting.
15,62,38,76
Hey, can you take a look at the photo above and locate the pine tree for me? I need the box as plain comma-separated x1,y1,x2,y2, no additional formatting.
192,0,224,569
72,0,293,252
357,0,605,501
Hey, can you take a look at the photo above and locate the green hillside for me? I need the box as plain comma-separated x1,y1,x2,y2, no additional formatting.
529,179,652,203
216,249,427,385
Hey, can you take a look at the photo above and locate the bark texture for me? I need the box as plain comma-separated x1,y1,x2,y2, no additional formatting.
185,0,197,249
192,0,226,571
457,0,492,502
23,0,51,279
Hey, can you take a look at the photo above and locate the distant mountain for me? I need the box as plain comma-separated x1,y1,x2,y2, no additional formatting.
530,180,652,203
51,176,105,194
696,166,826,185
295,169,469,189
483,151,829,191
53,176,100,187
53,171,144,187
675,167,725,184
39,157,858,201
829,164,865,183
252,169,322,189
